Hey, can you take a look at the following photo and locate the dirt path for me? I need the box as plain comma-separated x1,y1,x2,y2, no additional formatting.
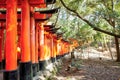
55,58,120,80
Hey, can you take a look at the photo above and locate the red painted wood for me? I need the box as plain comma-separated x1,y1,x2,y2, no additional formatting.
59,40,63,56
6,0,17,71
30,7,36,63
17,22,21,60
21,0,30,62
57,40,61,56
61,41,64,55
0,13,50,21
0,12,51,22
39,23,44,61
50,34,54,58
49,33,53,59
44,32,51,60
35,23,38,63
0,23,4,62
0,0,46,8
53,35,57,58
34,12,47,20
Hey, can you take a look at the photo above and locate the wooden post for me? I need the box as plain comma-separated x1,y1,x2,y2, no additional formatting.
56,39,61,59
17,22,21,61
53,35,57,61
50,33,54,62
20,0,32,80
44,31,51,60
2,23,5,70
39,23,45,70
59,40,63,57
3,0,18,80
61,40,64,57
56,40,59,59
0,22,4,69
35,23,39,72
30,7,37,77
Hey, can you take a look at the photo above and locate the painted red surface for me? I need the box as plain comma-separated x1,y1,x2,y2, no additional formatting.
0,13,50,20
21,0,31,62
30,7,36,63
39,23,44,61
0,23,4,62
35,23,39,63
53,35,57,58
44,32,51,60
6,0,17,71
0,0,46,8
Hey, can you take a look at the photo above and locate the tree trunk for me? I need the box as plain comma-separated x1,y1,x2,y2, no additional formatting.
106,41,114,60
103,36,114,60
71,50,75,59
115,37,120,61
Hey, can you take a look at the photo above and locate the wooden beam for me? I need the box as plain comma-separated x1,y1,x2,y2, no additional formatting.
36,7,60,14
0,13,51,21
0,0,56,8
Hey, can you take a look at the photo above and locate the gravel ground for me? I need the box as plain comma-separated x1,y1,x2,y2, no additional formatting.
53,47,120,80
54,58,120,80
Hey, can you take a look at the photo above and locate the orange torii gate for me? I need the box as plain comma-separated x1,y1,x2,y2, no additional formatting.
0,0,75,80
43,26,57,63
0,0,56,80
19,5,58,80
69,38,79,49
36,7,60,70
61,39,70,55
45,26,61,60
38,24,60,70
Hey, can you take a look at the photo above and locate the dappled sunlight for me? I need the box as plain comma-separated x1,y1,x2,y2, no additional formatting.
54,75,86,80
111,66,120,69
53,49,120,80
74,47,117,60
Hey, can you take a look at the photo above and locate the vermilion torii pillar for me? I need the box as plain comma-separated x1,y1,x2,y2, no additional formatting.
56,39,61,59
20,0,32,80
39,23,45,70
30,7,36,77
49,33,54,62
53,34,57,61
35,23,39,72
3,0,18,80
0,22,4,69
44,31,51,60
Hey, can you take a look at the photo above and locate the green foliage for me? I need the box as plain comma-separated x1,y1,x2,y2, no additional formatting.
52,0,120,47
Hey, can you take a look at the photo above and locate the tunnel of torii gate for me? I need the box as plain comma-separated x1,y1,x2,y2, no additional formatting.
0,0,75,80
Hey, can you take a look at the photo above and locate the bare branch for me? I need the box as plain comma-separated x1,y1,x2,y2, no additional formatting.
111,0,114,11
54,9,60,26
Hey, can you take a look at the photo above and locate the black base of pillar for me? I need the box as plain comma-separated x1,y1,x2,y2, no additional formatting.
62,55,64,57
39,60,47,71
63,53,68,56
32,63,38,77
19,61,32,80
56,55,62,60
51,57,56,63
66,52,69,55
3,69,18,80
0,62,2,69
36,63,39,72
46,0,56,4
2,59,5,69
17,59,20,66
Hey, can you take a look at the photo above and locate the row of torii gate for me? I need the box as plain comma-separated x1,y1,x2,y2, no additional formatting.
0,0,78,80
